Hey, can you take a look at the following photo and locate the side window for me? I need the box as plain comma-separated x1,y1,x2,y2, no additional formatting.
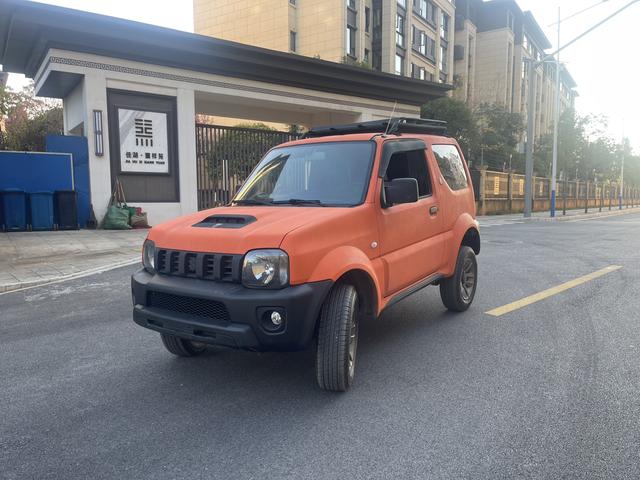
385,149,432,197
432,144,468,191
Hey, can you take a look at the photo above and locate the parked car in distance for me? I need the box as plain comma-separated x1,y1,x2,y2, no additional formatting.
131,118,480,392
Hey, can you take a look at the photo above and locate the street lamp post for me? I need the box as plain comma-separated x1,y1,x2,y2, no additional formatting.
619,147,625,209
550,7,561,218
524,59,536,217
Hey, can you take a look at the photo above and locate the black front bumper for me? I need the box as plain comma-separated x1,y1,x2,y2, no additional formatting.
131,269,332,351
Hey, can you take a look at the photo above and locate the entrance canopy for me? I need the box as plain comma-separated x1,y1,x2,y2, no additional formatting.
0,0,451,224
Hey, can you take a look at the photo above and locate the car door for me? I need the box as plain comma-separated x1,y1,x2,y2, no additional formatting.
376,139,446,297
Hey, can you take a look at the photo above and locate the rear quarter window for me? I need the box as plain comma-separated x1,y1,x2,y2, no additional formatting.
432,144,468,191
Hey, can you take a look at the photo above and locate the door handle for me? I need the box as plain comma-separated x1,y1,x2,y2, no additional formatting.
430,205,439,215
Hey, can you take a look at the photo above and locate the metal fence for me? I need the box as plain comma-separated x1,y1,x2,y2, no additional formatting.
195,127,638,213
195,124,301,210
474,167,640,214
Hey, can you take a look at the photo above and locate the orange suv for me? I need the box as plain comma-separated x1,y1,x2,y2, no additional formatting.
132,118,480,391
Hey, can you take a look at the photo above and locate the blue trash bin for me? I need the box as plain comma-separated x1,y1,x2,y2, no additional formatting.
29,191,55,231
1,189,28,231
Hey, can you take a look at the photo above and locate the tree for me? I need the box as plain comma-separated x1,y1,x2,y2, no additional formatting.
421,97,478,160
0,83,63,151
474,103,525,171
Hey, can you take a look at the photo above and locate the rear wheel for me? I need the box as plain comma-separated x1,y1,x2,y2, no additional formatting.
316,284,359,392
440,246,477,312
160,333,207,357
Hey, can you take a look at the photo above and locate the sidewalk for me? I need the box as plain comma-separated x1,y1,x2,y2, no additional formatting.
478,206,640,224
0,229,148,293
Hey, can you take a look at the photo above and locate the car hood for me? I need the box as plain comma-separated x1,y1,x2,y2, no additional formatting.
147,205,347,254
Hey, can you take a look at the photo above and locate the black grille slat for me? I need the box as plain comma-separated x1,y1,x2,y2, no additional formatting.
147,291,230,322
157,250,167,272
169,251,180,274
203,254,216,280
155,249,241,283
221,256,233,281
185,253,197,276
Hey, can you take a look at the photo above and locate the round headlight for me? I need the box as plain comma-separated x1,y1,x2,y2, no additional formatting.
142,239,156,273
242,249,289,288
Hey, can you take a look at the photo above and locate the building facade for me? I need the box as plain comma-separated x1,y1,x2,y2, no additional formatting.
454,0,578,140
193,0,578,140
193,0,456,84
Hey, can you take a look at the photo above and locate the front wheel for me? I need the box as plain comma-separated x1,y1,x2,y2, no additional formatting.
160,333,207,357
440,246,477,312
316,284,359,392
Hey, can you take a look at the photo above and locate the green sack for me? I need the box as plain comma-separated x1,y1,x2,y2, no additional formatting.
103,205,132,230
126,205,137,220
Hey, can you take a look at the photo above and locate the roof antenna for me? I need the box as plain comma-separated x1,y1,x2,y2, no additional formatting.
383,100,398,137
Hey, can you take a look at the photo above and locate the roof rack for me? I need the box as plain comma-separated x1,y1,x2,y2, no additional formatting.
304,117,448,138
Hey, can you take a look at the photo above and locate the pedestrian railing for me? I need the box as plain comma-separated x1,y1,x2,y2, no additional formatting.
473,167,639,215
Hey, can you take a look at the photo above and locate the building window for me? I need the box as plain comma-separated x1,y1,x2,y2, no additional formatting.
289,0,296,5
289,31,296,52
440,44,448,73
415,0,435,25
395,53,404,75
426,36,436,62
412,27,429,57
347,0,356,9
414,0,423,17
411,63,426,80
396,13,405,47
426,1,437,25
397,0,407,9
523,34,531,54
365,7,371,33
364,48,370,62
440,13,450,40
346,26,356,57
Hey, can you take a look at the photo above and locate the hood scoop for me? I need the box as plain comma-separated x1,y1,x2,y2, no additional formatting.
192,214,257,229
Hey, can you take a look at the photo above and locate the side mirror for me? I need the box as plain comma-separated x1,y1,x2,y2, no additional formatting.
383,178,419,207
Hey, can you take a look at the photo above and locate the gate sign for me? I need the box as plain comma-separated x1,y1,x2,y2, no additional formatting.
118,109,169,173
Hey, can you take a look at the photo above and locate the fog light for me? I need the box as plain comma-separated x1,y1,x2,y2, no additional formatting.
258,307,286,333
270,311,283,326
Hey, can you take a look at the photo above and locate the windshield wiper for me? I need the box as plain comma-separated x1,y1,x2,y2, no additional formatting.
232,198,274,206
273,199,326,206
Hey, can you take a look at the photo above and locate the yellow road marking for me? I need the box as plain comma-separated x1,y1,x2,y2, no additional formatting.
486,265,623,317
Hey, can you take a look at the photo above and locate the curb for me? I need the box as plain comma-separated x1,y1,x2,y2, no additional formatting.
526,207,640,222
0,257,140,295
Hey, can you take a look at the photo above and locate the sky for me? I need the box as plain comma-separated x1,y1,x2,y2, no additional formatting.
6,0,640,151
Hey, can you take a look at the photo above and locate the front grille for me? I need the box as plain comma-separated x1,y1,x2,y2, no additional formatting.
155,248,242,282
147,291,231,322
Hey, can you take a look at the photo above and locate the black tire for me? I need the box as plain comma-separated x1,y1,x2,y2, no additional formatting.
316,284,359,392
160,333,207,357
440,246,477,312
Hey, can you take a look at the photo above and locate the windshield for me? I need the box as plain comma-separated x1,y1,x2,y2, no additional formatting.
233,141,375,207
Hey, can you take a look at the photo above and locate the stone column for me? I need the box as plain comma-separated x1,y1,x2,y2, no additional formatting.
507,170,514,214
478,166,487,216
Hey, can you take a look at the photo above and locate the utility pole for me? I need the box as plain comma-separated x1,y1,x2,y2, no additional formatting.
523,0,640,218
550,7,561,218
619,141,625,210
524,60,535,217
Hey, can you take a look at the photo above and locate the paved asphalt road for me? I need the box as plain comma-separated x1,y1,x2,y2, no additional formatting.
2,213,640,479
